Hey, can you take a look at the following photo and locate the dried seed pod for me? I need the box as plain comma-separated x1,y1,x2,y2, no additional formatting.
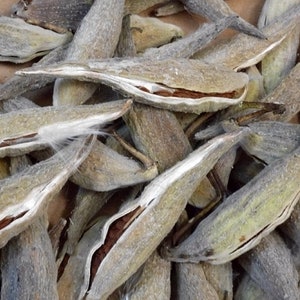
258,1,299,27
179,0,265,39
71,139,158,191
53,0,125,106
194,4,300,70
57,215,108,299
0,146,58,298
130,14,184,53
235,274,269,300
120,251,171,299
259,63,300,122
0,99,131,157
123,103,192,172
165,145,300,264
63,189,114,256
124,0,167,14
12,0,176,32
238,232,299,300
261,25,300,93
57,130,245,299
174,262,219,299
84,131,246,299
12,0,93,32
0,45,67,100
222,120,300,164
280,200,300,248
0,44,68,101
19,58,249,114
57,187,143,299
202,262,233,300
0,136,95,248
143,16,236,60
1,216,59,299
243,66,265,102
258,0,300,93
0,16,72,63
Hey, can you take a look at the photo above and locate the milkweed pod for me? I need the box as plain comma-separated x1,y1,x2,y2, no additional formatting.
18,58,249,113
165,145,300,264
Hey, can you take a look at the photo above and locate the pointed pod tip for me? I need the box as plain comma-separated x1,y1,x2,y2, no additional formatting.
233,16,267,40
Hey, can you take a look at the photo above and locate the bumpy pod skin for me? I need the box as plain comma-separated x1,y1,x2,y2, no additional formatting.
52,0,125,106
18,58,249,114
179,0,266,39
84,131,246,299
12,0,93,32
239,232,299,300
165,146,300,264
0,136,95,248
0,16,72,63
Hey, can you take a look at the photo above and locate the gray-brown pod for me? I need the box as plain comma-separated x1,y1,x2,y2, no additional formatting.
165,145,300,264
12,0,93,32
0,44,68,101
0,136,94,248
0,99,131,157
120,251,171,299
235,274,270,300
19,58,249,114
257,0,300,93
1,216,59,299
57,130,246,299
222,120,300,164
130,14,184,53
11,0,176,34
238,232,299,300
179,0,265,39
202,262,233,299
123,102,192,173
71,139,158,191
174,262,219,299
0,16,72,63
52,0,125,106
194,4,300,71
259,62,300,122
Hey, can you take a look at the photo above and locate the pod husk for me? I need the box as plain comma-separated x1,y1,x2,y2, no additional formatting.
166,145,300,264
0,136,94,248
0,99,131,157
238,232,299,300
20,58,249,113
71,140,158,191
84,130,246,299
0,16,72,63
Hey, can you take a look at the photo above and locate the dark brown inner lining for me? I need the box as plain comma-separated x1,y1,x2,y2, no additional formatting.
138,86,237,99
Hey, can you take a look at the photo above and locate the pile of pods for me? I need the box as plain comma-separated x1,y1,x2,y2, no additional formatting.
0,0,299,299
